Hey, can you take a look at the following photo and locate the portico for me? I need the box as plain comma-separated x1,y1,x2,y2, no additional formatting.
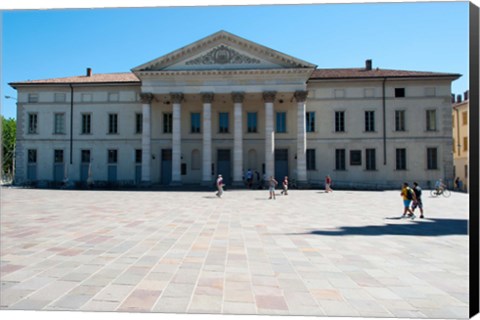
133,30,316,186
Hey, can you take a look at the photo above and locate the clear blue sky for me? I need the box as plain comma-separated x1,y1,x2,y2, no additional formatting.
1,1,469,120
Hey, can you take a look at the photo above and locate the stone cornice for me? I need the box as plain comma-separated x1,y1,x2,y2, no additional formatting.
136,68,314,77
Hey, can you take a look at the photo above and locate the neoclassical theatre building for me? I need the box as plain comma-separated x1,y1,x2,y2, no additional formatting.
10,31,461,189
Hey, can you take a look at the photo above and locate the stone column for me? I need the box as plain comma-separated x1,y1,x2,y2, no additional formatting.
202,92,214,186
294,90,308,185
140,93,154,184
232,92,244,186
263,91,276,179
171,93,183,185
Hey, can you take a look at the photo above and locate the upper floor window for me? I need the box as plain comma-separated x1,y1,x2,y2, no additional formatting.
28,113,38,134
28,149,37,163
395,110,405,131
462,111,468,125
219,112,229,133
135,149,142,164
365,111,375,132
306,112,315,132
247,112,257,133
54,149,64,163
335,111,345,132
135,113,143,134
163,113,173,133
81,113,91,134
191,113,201,133
426,109,437,131
276,112,287,133
463,137,468,151
54,93,66,102
28,93,39,103
54,113,65,134
108,113,118,134
394,88,405,98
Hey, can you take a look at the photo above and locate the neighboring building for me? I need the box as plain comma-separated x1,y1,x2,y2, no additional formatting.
9,31,461,189
452,91,469,192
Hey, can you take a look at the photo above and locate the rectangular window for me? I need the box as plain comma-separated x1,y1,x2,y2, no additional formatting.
335,149,346,170
306,112,315,132
108,92,119,102
108,114,118,134
365,111,375,132
135,113,143,134
81,150,91,163
54,149,64,163
395,88,405,98
247,112,257,133
350,150,362,166
163,113,173,133
54,93,66,102
191,113,201,133
396,148,406,170
462,111,468,125
335,111,345,132
426,109,437,131
306,149,316,170
28,149,37,163
81,113,91,134
219,112,229,133
28,93,39,103
395,110,405,131
463,137,468,151
108,149,118,164
365,149,376,171
427,148,438,170
54,113,65,134
28,113,38,134
135,149,142,163
276,112,287,133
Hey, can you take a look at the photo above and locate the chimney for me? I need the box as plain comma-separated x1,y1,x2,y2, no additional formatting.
464,90,469,101
365,59,372,71
86,68,92,77
456,94,462,103
451,94,456,103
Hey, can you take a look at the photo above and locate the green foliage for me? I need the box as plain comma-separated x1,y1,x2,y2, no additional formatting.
2,116,16,177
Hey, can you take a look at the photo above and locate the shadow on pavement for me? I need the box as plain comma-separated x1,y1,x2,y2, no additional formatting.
289,218,468,237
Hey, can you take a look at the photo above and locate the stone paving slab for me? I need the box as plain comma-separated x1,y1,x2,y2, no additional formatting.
0,187,469,318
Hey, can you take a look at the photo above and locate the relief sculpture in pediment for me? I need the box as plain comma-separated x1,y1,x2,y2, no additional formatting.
185,45,261,65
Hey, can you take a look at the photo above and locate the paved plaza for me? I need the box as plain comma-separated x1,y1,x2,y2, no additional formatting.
0,187,470,318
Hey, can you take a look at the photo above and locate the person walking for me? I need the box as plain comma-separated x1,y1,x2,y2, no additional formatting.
411,182,424,219
216,174,224,198
325,175,333,193
400,182,416,219
268,176,278,200
246,169,253,189
281,176,289,195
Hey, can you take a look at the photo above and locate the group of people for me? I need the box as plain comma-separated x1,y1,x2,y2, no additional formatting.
400,182,424,219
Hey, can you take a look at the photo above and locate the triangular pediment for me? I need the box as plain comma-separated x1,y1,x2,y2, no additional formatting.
132,30,316,72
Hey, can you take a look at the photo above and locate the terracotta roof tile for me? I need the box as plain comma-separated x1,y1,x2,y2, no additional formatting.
309,68,461,80
10,72,140,87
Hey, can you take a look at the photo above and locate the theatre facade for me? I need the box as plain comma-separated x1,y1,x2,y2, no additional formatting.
10,31,461,189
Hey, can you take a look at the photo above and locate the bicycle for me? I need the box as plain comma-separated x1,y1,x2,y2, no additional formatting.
430,188,451,198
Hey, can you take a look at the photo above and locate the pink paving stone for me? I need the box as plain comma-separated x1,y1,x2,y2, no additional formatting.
197,277,223,289
58,249,85,256
117,289,162,311
310,289,344,301
255,295,289,310
1,264,24,274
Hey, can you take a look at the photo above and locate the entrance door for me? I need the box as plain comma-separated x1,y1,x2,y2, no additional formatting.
275,149,289,180
217,149,231,185
161,149,172,185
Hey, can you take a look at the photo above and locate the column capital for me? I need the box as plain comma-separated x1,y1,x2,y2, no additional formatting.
170,92,184,104
263,91,277,103
139,92,154,104
201,92,214,104
231,92,245,103
294,90,308,103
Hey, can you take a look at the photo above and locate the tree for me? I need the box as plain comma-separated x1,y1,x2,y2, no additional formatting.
1,116,16,181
